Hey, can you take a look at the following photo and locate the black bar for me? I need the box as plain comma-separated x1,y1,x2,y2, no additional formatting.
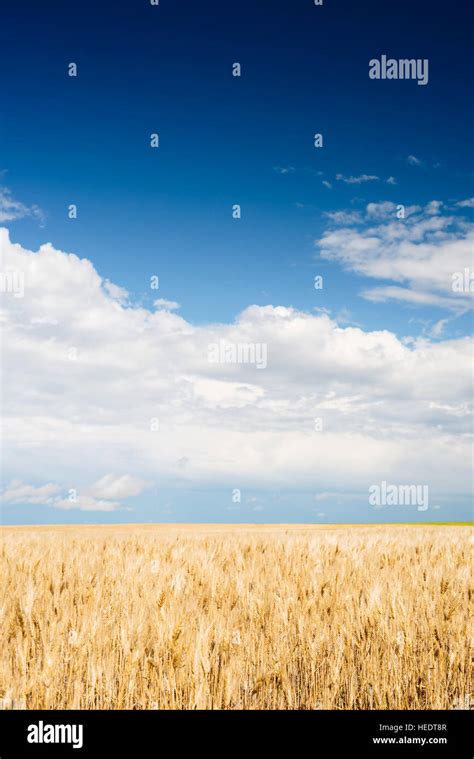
0,710,471,757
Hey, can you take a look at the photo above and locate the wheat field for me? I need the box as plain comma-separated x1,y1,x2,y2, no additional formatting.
0,524,471,710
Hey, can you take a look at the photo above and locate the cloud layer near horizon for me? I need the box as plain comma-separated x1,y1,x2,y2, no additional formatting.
0,227,472,511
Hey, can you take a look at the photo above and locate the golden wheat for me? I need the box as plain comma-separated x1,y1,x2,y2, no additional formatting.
0,524,471,709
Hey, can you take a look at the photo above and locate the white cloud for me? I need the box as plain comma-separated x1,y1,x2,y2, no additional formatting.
336,174,379,184
457,198,474,209
1,473,146,511
53,496,122,512
0,228,472,504
0,480,60,505
360,286,467,309
425,200,443,215
429,318,450,338
386,176,397,185
0,187,45,225
54,495,121,511
322,180,332,189
323,210,362,225
316,201,474,311
407,155,422,166
154,298,180,311
89,474,148,500
103,280,129,303
273,166,295,175
365,202,421,219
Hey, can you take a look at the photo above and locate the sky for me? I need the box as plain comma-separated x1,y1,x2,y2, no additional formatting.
0,0,473,524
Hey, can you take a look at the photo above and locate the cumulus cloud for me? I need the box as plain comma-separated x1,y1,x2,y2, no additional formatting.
316,200,474,311
89,474,148,500
0,228,472,504
53,496,122,512
336,174,379,184
1,473,147,511
361,286,465,309
273,166,295,175
154,298,180,311
365,201,421,219
0,186,45,225
323,210,362,225
407,155,422,166
0,481,60,505
103,280,129,303
457,198,474,209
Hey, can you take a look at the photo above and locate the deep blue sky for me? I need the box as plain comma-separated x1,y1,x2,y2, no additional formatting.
1,0,473,524
1,0,472,333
